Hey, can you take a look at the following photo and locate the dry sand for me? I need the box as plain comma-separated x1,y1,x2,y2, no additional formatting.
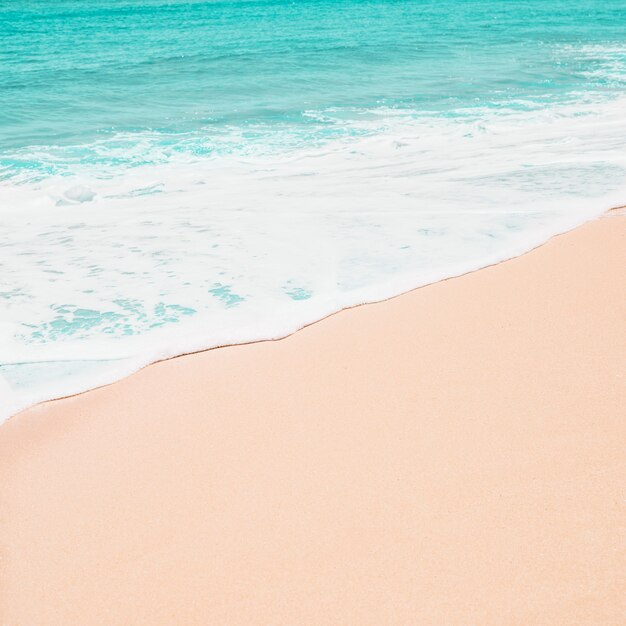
1,214,625,625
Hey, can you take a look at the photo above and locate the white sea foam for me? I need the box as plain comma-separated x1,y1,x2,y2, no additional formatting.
1,95,626,421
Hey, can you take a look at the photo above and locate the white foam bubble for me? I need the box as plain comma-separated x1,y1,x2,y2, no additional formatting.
60,185,96,205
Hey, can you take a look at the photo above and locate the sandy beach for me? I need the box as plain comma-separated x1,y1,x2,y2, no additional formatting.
1,213,624,625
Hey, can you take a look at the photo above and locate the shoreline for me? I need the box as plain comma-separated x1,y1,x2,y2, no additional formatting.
5,206,623,423
1,212,625,624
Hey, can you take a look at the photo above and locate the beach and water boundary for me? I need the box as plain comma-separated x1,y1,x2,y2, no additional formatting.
3,0,626,419
3,205,624,419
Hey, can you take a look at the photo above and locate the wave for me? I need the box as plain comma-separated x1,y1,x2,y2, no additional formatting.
1,93,626,421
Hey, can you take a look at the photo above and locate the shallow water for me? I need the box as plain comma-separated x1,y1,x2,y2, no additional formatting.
1,0,626,418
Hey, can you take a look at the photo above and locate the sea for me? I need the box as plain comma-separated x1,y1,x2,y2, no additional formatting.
1,0,625,419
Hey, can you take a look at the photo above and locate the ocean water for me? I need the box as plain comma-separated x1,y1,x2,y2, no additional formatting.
1,0,626,419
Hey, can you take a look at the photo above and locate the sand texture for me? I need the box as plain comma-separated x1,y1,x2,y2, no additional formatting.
1,214,625,625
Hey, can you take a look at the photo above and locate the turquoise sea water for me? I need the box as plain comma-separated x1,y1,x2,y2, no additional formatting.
1,0,626,417
3,0,626,165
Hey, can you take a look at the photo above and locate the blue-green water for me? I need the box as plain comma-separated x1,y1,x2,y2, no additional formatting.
1,0,625,417
2,0,626,169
